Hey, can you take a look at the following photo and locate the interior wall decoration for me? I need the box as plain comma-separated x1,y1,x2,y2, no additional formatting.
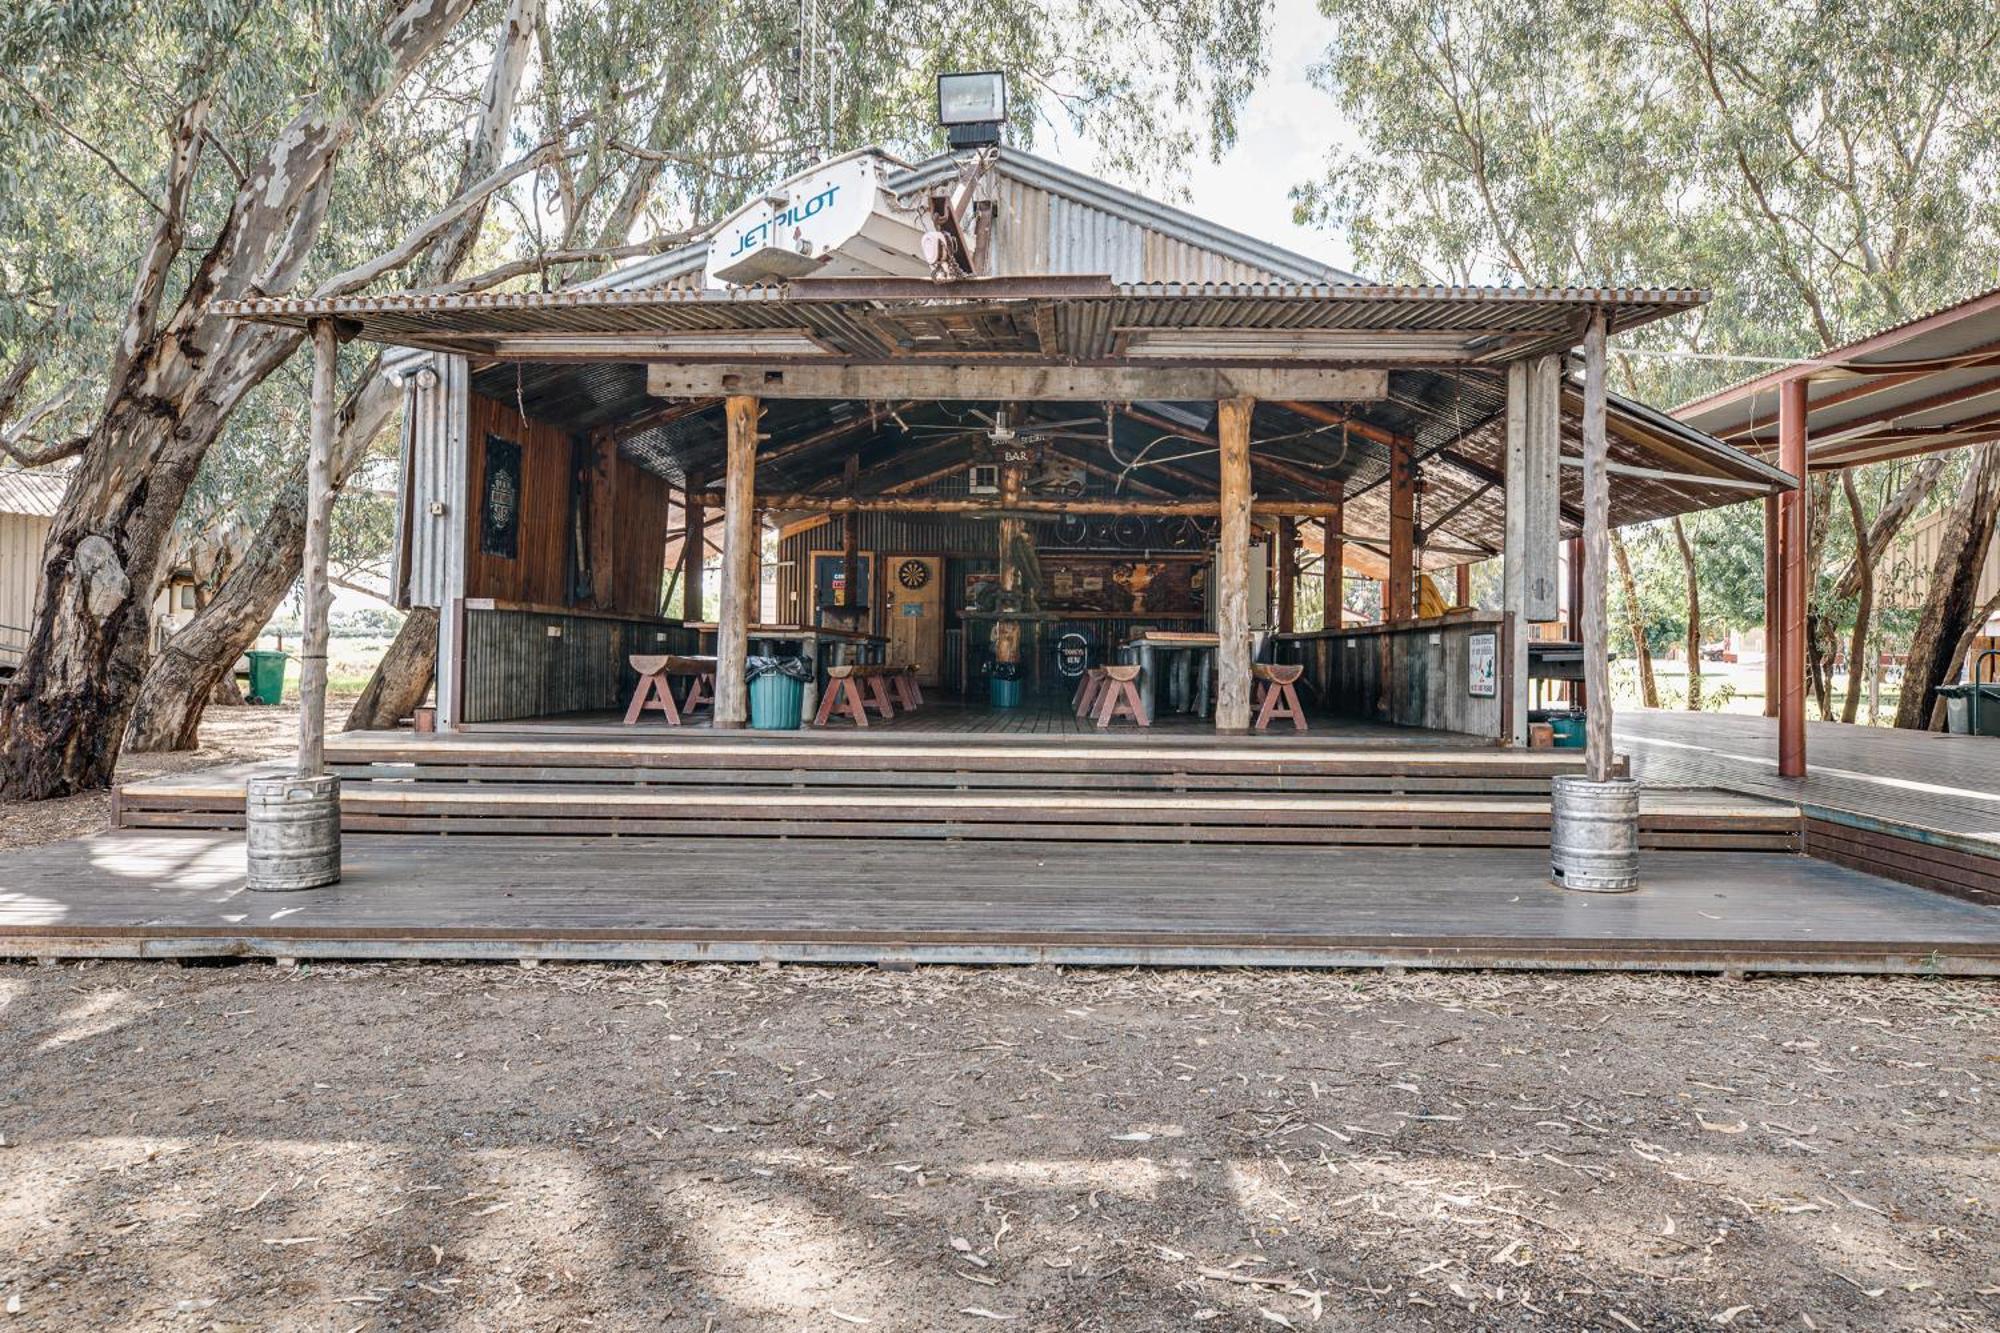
479,434,523,560
1042,555,1205,614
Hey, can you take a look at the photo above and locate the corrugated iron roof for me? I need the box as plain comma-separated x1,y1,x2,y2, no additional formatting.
220,281,1708,367
0,468,67,518
1675,284,2000,469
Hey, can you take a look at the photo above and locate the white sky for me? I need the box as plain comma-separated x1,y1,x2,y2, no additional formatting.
1044,0,1363,276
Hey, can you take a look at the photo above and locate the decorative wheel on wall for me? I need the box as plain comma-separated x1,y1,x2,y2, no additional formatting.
1054,513,1091,548
1113,514,1149,548
896,558,931,590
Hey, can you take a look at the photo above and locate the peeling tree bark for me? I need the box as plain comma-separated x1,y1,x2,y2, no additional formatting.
128,0,540,756
1895,444,2000,730
0,0,481,799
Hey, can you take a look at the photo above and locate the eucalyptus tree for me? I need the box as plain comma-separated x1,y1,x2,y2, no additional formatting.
3,0,1271,785
1294,0,2000,721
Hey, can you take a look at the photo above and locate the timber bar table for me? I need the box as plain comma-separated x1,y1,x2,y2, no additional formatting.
689,622,888,722
1123,629,1222,720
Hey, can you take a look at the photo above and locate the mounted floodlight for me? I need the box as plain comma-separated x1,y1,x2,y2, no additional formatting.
938,71,1008,149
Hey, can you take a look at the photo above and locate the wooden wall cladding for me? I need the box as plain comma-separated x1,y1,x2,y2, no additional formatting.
1804,816,2000,908
462,607,697,723
1297,618,1504,739
467,392,571,606
613,458,670,616
467,392,669,618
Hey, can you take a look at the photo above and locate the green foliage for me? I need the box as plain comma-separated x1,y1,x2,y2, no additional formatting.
1294,0,2000,662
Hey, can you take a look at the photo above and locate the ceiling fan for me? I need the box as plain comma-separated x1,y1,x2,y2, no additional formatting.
893,404,1107,450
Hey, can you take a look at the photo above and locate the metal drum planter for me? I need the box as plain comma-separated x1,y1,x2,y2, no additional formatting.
245,774,341,891
1549,774,1640,893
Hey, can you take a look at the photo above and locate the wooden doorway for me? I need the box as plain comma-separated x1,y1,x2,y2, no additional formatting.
884,554,943,684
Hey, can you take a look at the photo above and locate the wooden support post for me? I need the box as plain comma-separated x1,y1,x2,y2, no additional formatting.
1502,362,1531,746
298,318,338,778
1278,517,1297,633
841,511,861,613
1565,536,1587,710
1777,376,1808,777
1326,499,1343,632
1580,311,1614,784
1388,435,1416,622
680,493,705,622
714,395,759,728
1762,494,1780,718
1216,397,1254,732
993,462,1024,670
1454,562,1470,609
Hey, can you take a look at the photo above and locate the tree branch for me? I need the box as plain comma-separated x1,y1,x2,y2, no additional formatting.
0,68,169,216
313,138,583,297
109,96,212,397
423,232,702,295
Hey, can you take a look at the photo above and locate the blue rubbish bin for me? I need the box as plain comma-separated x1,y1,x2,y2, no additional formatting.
747,656,810,730
989,661,1023,709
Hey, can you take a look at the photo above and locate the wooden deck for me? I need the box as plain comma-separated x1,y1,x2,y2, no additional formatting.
116,730,1798,851
1619,709,2000,903
3,831,1996,974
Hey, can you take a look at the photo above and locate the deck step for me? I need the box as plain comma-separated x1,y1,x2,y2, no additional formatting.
118,767,1801,852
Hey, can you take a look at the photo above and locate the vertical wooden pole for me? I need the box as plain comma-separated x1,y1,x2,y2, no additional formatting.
1762,494,1781,718
1777,377,1809,777
1216,396,1254,732
841,513,861,610
680,492,705,623
1580,311,1614,784
1277,516,1297,634
1501,360,1531,745
1566,535,1586,709
297,318,338,779
1325,496,1343,632
1454,562,1470,608
1388,437,1416,622
715,395,758,728
993,462,1024,670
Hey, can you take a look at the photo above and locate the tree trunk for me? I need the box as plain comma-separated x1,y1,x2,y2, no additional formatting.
1671,517,1701,710
343,607,440,732
126,371,400,751
1840,469,1872,724
119,0,538,757
1802,474,1836,718
1895,444,2000,730
1611,530,1658,708
1924,587,2000,730
0,0,479,800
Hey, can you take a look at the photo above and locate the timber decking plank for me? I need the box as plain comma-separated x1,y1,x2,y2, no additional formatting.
0,832,1993,974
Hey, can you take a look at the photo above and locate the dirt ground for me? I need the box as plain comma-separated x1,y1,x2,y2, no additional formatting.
0,698,347,854
0,962,1992,1331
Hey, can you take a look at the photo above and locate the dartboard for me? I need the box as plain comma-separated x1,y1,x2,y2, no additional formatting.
896,559,931,590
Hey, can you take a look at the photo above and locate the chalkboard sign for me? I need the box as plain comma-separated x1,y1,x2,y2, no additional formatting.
479,435,522,559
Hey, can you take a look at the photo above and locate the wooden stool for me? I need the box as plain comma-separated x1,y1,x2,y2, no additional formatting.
1251,663,1307,732
813,664,901,727
624,654,683,725
681,672,713,713
892,665,923,711
1093,664,1148,729
1073,666,1107,719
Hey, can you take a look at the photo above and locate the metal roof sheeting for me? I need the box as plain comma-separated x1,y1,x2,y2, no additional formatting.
0,468,67,518
1675,285,2000,469
217,282,1709,368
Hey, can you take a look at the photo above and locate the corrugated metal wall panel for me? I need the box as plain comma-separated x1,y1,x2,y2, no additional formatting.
462,607,696,723
0,512,50,647
403,354,469,610
1048,195,1145,281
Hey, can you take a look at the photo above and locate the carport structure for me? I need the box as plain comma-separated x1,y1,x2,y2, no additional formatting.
1678,284,2000,776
